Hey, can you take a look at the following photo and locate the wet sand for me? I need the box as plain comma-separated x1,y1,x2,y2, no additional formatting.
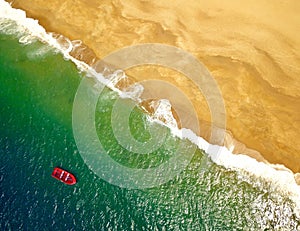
8,0,300,173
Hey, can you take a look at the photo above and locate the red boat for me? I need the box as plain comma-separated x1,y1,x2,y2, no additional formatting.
51,167,77,185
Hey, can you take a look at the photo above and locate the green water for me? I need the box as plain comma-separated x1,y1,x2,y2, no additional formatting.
0,20,299,230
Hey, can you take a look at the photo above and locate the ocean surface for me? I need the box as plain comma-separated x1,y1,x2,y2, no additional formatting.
1,3,300,230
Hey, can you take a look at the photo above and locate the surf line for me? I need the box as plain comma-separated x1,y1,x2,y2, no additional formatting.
1,0,300,214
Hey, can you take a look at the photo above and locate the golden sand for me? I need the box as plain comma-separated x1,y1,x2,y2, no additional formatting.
8,0,300,172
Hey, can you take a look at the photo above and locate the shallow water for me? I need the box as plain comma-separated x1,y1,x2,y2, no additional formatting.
1,19,300,230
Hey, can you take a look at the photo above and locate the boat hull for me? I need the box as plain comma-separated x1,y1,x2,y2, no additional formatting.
51,167,77,185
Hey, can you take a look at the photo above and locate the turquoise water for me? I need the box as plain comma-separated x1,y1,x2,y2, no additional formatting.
0,19,300,230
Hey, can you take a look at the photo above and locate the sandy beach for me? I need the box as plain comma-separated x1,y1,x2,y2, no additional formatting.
8,0,300,173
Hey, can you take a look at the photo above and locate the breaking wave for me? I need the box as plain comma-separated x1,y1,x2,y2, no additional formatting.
1,0,300,217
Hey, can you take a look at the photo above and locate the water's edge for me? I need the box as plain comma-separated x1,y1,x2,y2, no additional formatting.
1,0,300,215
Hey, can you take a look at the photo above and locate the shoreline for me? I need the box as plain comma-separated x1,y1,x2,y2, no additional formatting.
4,1,300,175
2,1,300,227
2,1,300,214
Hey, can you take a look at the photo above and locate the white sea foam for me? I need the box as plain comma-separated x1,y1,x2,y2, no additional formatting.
1,0,300,215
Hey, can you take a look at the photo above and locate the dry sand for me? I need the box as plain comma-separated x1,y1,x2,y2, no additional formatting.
8,0,300,173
